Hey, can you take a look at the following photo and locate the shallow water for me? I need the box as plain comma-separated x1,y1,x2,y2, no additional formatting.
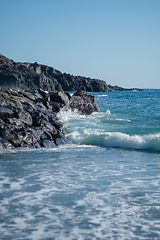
0,145,160,239
0,90,160,239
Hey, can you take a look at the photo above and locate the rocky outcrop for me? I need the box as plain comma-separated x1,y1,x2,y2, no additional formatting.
0,88,68,149
0,88,99,149
68,91,99,115
0,54,142,92
0,54,110,92
108,85,143,91
0,54,62,91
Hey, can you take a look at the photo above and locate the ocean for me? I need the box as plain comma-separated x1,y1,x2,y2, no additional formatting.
0,90,160,239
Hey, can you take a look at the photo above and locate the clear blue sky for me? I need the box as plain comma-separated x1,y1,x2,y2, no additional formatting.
0,0,160,89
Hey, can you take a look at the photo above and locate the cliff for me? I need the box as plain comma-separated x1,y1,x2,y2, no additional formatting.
0,54,110,92
0,54,142,92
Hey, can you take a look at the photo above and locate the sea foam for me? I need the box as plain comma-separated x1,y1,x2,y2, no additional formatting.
68,130,160,152
58,108,160,152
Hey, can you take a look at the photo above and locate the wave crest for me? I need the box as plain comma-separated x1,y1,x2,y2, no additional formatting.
68,131,160,152
57,108,160,153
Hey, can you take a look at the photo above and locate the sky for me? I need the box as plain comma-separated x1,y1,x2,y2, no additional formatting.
0,0,160,89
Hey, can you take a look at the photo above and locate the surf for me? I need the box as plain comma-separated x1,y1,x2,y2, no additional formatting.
57,91,160,153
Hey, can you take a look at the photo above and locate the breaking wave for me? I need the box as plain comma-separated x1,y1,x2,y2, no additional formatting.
68,130,160,152
57,109,160,153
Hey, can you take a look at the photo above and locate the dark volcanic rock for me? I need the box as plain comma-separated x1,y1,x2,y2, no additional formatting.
0,87,70,149
0,137,13,149
0,54,106,92
0,107,14,118
0,54,142,92
0,86,99,149
47,90,99,115
17,111,33,126
108,85,143,92
49,91,70,104
68,91,99,115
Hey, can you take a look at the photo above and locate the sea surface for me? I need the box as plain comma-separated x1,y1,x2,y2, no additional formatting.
0,90,160,239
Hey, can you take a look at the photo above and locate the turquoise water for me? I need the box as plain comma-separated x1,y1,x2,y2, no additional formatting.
59,90,160,152
0,90,160,239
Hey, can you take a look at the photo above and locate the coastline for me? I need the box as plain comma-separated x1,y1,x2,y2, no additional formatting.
0,88,99,149
0,54,142,150
0,54,142,92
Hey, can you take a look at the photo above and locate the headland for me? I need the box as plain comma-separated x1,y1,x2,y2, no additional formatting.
0,54,142,149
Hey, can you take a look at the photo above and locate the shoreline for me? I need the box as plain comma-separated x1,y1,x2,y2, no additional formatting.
0,88,99,149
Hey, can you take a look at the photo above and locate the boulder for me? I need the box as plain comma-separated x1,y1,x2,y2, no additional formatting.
19,91,37,101
49,91,70,105
49,101,65,113
68,91,99,115
7,118,25,130
0,137,14,149
0,87,70,149
16,111,33,126
0,128,21,147
0,96,24,111
0,107,14,118
38,88,49,98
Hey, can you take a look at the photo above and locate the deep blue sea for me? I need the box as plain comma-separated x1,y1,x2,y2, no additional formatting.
0,90,160,239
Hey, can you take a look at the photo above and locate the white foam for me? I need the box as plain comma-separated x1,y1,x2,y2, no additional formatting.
68,130,160,152
115,118,131,122
57,105,160,152
103,132,160,151
1,141,160,239
96,94,108,97
57,108,85,122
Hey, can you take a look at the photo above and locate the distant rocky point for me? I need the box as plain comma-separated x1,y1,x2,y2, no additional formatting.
0,54,142,92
